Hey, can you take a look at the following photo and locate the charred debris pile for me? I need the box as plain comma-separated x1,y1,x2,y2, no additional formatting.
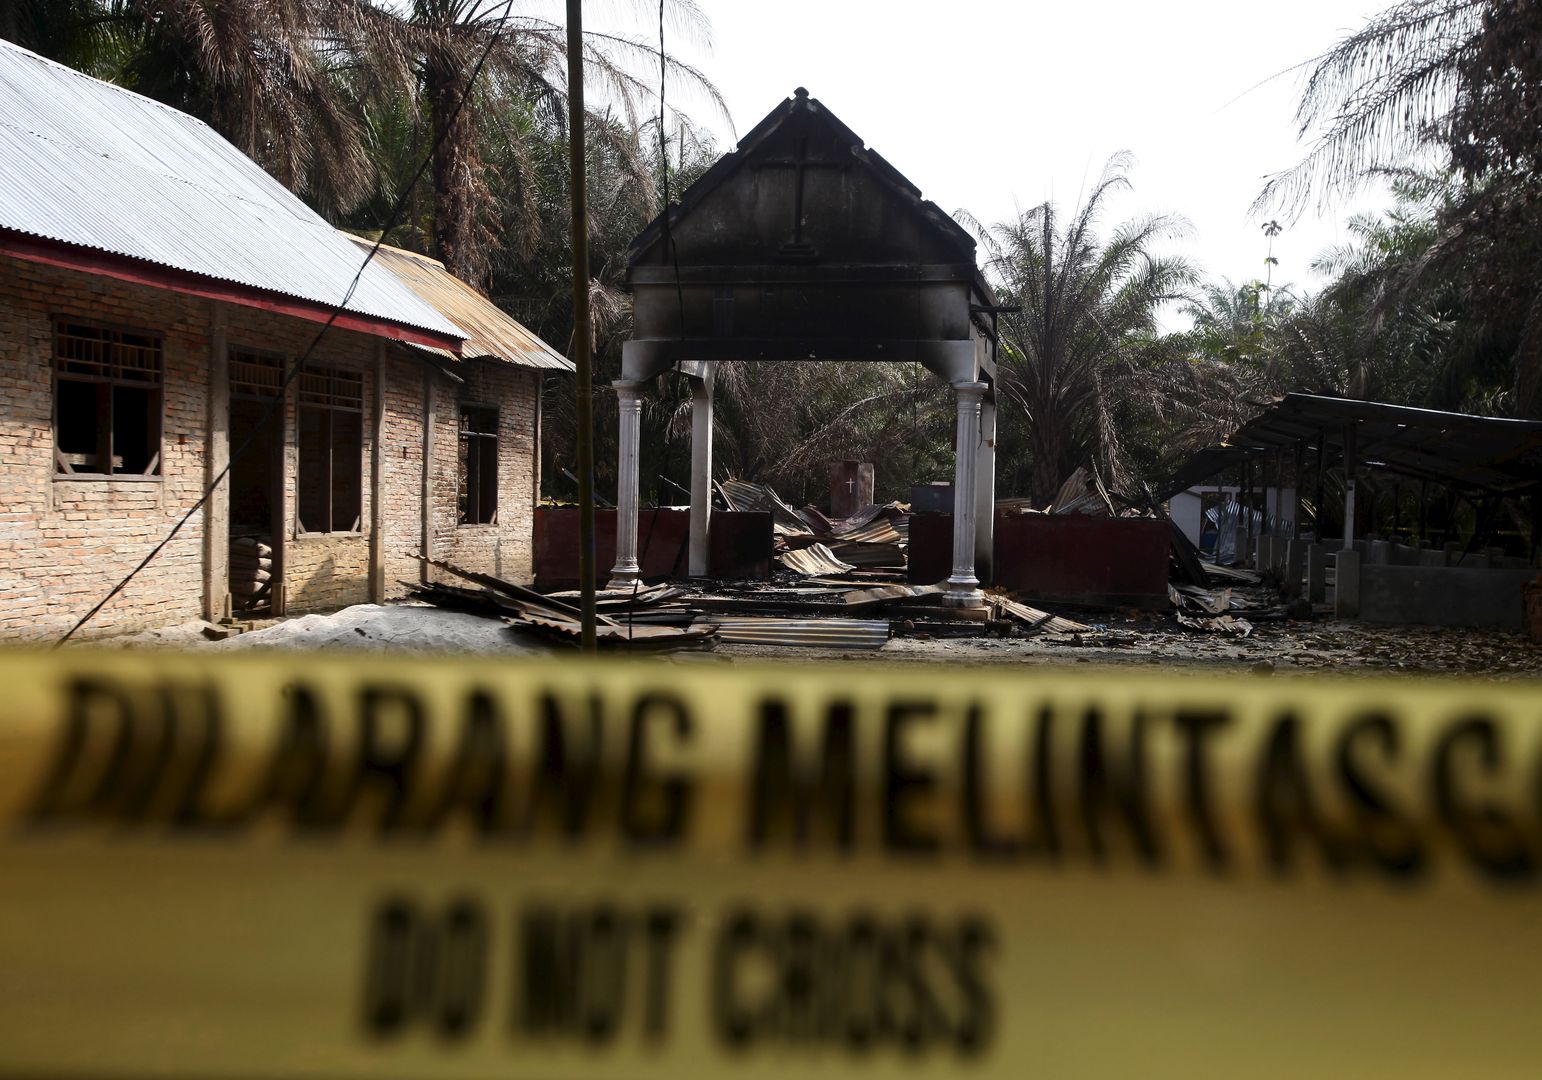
409,469,1302,653
407,553,1089,654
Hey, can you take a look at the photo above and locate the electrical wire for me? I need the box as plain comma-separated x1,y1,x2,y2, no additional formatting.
55,2,519,647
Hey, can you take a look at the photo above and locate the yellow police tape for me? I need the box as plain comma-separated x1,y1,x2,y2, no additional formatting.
1,649,1541,1079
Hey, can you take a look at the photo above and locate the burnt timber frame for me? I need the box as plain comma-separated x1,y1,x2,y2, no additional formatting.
610,88,1000,605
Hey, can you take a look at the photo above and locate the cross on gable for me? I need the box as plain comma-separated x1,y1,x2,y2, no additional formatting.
752,101,850,261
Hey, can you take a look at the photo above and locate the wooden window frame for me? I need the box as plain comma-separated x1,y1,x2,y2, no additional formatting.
296,364,365,535
229,347,286,401
51,319,165,480
458,402,499,526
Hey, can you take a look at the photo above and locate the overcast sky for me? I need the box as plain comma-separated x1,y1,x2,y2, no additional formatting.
637,0,1391,311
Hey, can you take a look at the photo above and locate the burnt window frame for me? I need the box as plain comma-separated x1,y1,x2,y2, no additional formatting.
458,402,499,526
51,319,165,480
295,363,365,535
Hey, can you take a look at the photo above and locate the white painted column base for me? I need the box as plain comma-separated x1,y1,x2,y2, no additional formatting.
607,381,644,588
942,381,988,608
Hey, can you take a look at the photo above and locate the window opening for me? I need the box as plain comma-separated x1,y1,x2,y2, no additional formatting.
230,350,284,400
459,404,499,525
53,322,163,476
297,364,363,533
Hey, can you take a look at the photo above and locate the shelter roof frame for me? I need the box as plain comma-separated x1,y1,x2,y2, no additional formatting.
1163,393,1542,499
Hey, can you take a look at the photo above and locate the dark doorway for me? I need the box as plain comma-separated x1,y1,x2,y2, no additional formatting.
228,352,285,615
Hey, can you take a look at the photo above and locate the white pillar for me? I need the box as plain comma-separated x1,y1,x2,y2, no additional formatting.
973,394,996,584
688,375,714,577
1342,422,1358,550
608,380,644,587
944,381,987,607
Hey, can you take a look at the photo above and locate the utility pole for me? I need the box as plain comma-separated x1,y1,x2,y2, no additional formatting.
567,0,597,650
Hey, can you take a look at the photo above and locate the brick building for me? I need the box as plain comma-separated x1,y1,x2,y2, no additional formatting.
0,40,570,641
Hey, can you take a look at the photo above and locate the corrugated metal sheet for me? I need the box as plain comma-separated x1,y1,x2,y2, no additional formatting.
828,540,906,568
779,544,854,576
0,39,463,343
349,237,573,373
693,616,890,650
719,478,816,536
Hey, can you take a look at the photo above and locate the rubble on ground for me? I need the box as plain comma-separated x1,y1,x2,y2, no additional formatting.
84,468,1539,675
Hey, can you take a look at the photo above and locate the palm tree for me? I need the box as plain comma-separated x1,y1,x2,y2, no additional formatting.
3,0,406,216
969,154,1199,502
7,1,725,287
388,0,725,286
1255,0,1485,217
0,0,124,72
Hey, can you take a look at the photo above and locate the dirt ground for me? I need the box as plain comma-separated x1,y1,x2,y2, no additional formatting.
715,617,1542,678
94,599,1542,680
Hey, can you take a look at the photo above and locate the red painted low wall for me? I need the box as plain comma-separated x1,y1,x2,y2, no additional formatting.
910,512,1170,608
534,509,772,589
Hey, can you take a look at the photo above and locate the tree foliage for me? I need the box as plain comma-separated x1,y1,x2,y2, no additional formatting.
970,154,1201,502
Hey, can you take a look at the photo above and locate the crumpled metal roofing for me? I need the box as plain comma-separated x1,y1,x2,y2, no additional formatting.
778,543,855,576
0,39,464,343
348,237,573,373
692,616,890,650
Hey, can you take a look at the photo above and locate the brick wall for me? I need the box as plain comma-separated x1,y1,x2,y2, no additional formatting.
0,253,545,640
426,360,541,584
381,352,430,593
0,256,209,640
380,355,542,593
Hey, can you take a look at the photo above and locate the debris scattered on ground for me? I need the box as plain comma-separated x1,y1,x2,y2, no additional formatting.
988,595,1091,634
409,556,715,652
692,616,891,650
523,614,718,651
1176,611,1255,637
721,477,910,571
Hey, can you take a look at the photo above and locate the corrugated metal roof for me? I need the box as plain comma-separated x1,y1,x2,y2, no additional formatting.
348,237,574,373
0,39,464,344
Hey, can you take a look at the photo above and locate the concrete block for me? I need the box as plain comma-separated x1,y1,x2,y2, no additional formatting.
1268,536,1285,573
1334,548,1361,619
1418,548,1448,568
1307,543,1327,603
1285,539,1307,599
1358,566,1535,629
1369,540,1391,565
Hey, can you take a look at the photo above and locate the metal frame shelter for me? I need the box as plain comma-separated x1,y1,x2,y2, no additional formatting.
610,88,1001,606
1164,392,1542,549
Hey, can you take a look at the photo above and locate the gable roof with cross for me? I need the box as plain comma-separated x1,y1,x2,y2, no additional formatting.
623,88,997,383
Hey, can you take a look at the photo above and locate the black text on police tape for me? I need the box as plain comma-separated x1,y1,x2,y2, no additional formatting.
361,896,996,1055
25,673,1542,880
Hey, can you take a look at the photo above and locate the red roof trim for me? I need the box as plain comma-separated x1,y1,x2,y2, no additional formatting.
0,231,464,353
